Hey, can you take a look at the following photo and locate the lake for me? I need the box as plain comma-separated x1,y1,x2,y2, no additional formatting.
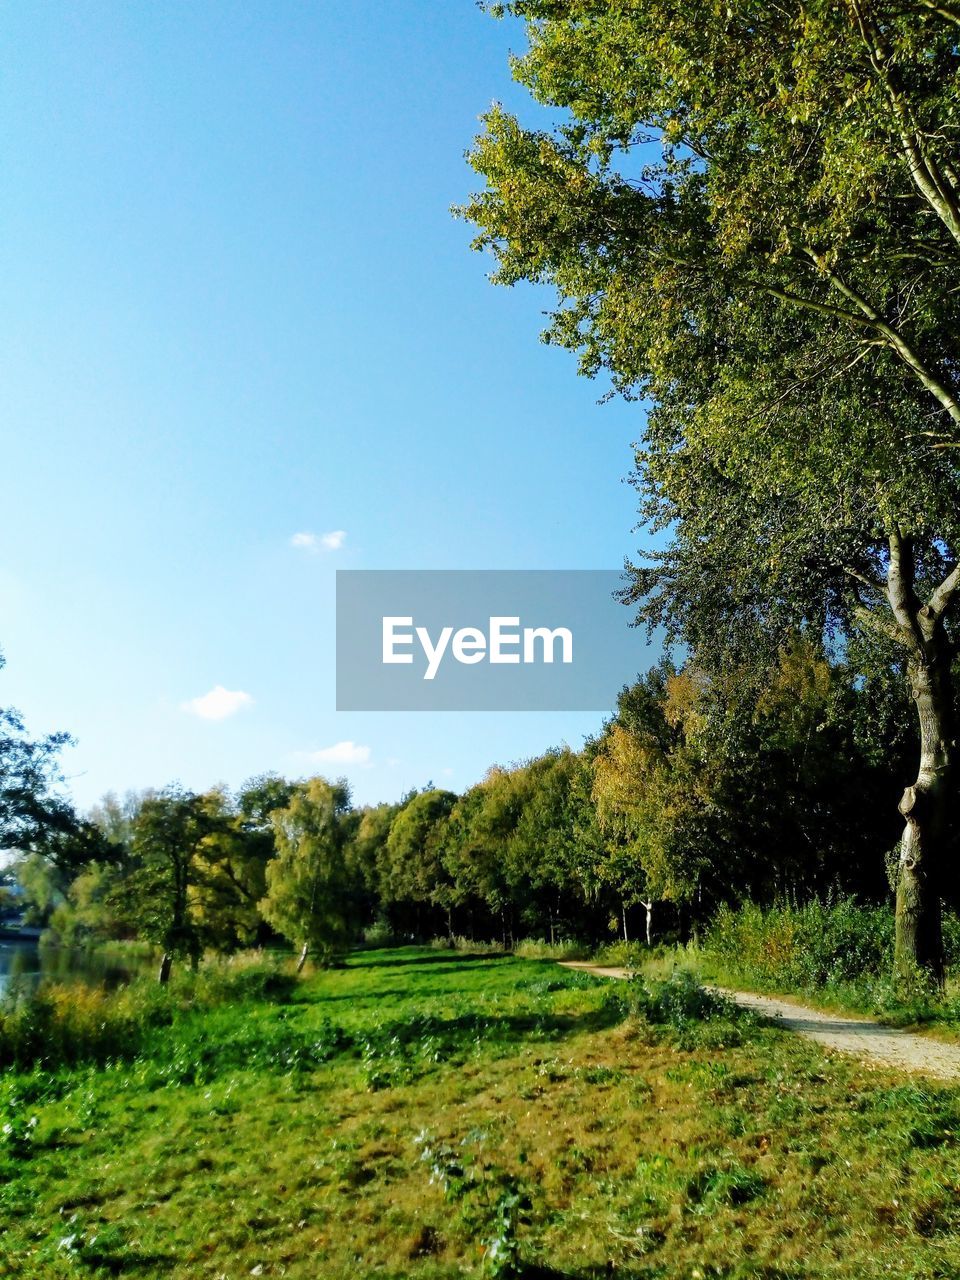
0,938,150,1000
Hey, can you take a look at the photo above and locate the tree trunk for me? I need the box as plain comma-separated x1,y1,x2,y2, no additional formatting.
642,901,654,948
882,528,958,982
621,903,629,943
895,646,953,983
296,941,309,973
157,952,172,985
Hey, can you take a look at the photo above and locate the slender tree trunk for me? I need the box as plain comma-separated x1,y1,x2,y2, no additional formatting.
621,903,629,943
895,646,953,983
642,900,653,948
296,941,309,973
157,952,172,985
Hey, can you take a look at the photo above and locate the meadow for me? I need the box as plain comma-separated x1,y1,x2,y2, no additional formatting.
3,947,960,1278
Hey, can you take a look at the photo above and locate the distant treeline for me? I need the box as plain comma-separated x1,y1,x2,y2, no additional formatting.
13,639,913,978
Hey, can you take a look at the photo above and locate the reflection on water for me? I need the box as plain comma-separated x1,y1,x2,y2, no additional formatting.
0,940,146,1000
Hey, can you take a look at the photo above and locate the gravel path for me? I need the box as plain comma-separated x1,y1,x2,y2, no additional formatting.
559,961,960,1082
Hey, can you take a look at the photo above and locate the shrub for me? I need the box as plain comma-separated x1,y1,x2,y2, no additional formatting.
703,898,894,988
593,940,651,968
625,970,735,1030
362,918,398,947
177,953,297,1005
621,971,755,1049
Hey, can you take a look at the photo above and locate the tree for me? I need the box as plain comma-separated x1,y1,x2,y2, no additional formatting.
0,652,80,860
346,801,404,936
462,0,960,977
128,787,222,983
259,777,353,970
382,789,458,937
505,750,596,940
593,667,717,942
191,778,294,952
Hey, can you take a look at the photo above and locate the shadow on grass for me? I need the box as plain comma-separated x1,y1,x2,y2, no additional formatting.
347,950,515,970
147,990,627,1084
520,1267,662,1279
312,985,499,1006
522,1269,804,1280
75,1250,178,1274
357,996,627,1055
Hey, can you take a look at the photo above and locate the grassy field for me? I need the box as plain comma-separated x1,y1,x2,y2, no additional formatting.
4,949,960,1278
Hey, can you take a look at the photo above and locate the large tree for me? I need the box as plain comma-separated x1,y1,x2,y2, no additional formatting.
463,0,960,977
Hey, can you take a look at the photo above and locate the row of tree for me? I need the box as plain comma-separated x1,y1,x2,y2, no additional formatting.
9,638,917,979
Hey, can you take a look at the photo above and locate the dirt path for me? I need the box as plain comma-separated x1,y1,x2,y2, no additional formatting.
560,961,960,1082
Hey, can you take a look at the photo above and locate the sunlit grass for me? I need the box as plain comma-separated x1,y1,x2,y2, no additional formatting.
2,948,960,1277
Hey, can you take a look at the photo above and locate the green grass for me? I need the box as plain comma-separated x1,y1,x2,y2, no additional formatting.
4,947,960,1277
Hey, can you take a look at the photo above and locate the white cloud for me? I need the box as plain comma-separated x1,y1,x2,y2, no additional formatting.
290,530,347,553
307,740,372,767
182,685,254,721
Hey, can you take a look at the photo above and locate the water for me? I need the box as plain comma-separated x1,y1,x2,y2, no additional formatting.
0,939,148,1000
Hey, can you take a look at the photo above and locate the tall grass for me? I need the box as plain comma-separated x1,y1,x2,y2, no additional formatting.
511,938,591,961
0,952,296,1071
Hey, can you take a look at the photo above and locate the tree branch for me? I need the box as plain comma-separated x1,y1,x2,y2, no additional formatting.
807,254,960,426
928,561,960,618
848,0,960,245
886,527,925,650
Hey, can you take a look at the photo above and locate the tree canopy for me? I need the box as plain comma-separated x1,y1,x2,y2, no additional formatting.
462,0,960,976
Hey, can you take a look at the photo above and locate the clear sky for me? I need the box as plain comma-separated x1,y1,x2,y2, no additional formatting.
0,1,653,813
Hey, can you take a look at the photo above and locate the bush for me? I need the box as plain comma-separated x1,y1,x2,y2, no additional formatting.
175,953,297,1005
621,971,755,1050
703,898,894,988
362,919,398,947
593,940,651,968
624,970,736,1030
0,982,173,1070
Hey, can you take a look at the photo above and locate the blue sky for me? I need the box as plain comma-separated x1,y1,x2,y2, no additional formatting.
0,2,652,812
